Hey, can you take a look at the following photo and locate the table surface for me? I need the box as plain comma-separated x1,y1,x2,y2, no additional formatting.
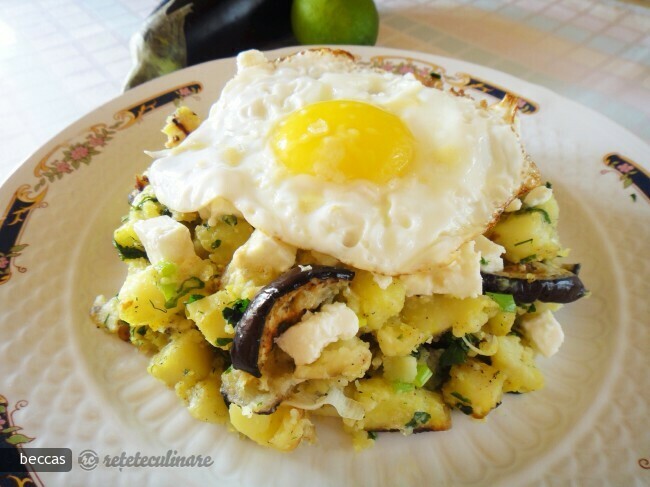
0,0,648,183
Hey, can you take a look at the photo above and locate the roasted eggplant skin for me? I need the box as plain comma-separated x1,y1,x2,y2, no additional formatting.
155,0,295,65
482,262,587,304
231,265,355,377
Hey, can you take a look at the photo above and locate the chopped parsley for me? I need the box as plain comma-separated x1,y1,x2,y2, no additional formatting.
113,241,147,260
514,238,533,247
367,431,378,440
519,254,538,264
185,294,205,304
222,215,238,226
216,338,233,346
630,193,637,202
438,332,477,368
527,303,537,313
451,391,471,404
526,207,551,224
486,292,516,313
457,404,474,415
149,300,167,313
136,325,147,336
211,239,222,249
480,257,488,266
222,298,251,326
164,277,205,308
405,411,431,429
133,194,158,210
544,181,552,189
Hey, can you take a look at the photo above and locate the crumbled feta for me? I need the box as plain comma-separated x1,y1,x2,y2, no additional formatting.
524,186,553,207
275,302,359,365
474,235,505,273
505,198,522,212
521,310,564,357
372,273,393,290
133,215,198,266
401,240,481,298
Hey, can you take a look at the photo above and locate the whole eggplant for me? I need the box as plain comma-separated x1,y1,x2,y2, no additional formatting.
125,0,295,89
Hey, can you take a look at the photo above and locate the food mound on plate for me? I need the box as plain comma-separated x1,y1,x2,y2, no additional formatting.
91,49,587,451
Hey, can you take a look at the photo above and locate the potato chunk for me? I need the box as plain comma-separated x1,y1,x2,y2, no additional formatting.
147,329,214,387
401,294,497,338
375,318,428,357
348,270,405,331
349,377,451,432
162,106,201,148
293,337,371,381
229,405,314,451
442,359,505,419
491,335,544,393
186,289,236,348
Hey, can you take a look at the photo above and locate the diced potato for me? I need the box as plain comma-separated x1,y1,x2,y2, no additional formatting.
491,335,544,393
293,337,371,381
375,318,428,357
229,404,314,451
118,265,184,330
148,329,214,387
382,355,417,383
113,220,142,249
162,106,201,148
347,270,406,331
128,323,169,354
186,290,236,348
349,377,451,432
442,359,505,419
401,294,498,338
186,370,229,424
489,208,561,263
195,217,254,266
484,310,516,336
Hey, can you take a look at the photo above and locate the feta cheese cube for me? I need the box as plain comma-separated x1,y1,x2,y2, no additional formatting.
133,215,198,267
521,310,564,357
474,235,505,274
275,302,359,365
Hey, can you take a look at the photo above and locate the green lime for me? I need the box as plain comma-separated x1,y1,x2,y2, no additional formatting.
291,0,379,46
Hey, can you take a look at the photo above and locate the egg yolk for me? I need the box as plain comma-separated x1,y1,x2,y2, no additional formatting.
271,100,414,183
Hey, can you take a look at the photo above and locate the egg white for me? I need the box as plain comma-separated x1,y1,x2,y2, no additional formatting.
148,49,536,275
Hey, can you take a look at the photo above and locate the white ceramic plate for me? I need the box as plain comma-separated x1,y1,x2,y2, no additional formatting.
0,46,648,487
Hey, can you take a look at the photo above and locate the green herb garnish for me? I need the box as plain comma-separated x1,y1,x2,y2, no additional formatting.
149,299,167,313
480,257,488,266
367,431,377,440
486,292,516,313
526,207,551,224
222,215,238,226
113,241,147,260
413,363,433,388
544,181,552,189
457,404,474,415
393,381,415,393
405,411,431,429
514,238,533,247
185,294,205,304
136,325,147,336
222,298,251,326
438,333,475,368
133,194,158,209
451,391,471,404
164,277,205,308
216,338,233,346
519,254,538,264
211,239,222,249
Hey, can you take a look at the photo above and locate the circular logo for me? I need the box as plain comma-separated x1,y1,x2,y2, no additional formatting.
78,449,99,471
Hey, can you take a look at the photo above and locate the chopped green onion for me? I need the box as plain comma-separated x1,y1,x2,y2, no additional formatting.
156,260,177,278
486,292,516,313
519,254,538,264
393,381,415,393
405,411,431,428
216,338,233,346
514,238,533,247
413,363,433,388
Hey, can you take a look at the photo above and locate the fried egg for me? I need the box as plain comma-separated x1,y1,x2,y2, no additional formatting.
148,49,537,275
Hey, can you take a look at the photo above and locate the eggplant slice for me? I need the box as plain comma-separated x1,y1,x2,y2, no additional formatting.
222,265,355,414
482,262,587,304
